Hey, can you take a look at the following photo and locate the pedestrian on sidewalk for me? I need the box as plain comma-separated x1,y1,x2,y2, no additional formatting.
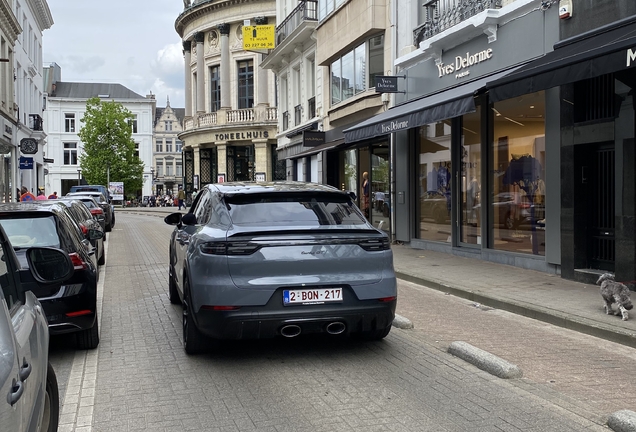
36,190,48,200
177,187,186,210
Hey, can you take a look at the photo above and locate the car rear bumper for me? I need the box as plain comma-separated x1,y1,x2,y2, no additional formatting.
194,298,396,340
39,282,97,334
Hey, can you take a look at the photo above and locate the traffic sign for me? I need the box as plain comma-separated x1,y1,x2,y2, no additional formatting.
242,25,275,50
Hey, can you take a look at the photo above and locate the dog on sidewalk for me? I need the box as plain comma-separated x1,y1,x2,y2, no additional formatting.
597,273,633,321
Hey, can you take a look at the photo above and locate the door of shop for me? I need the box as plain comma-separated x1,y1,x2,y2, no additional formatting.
580,143,615,271
227,145,255,182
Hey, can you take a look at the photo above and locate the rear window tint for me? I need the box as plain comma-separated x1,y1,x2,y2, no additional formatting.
225,193,366,226
0,215,60,248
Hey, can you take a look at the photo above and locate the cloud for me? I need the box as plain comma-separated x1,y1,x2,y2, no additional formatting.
63,56,106,74
153,43,184,76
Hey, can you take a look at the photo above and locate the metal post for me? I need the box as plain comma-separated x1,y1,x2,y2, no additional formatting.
77,169,82,185
107,161,110,187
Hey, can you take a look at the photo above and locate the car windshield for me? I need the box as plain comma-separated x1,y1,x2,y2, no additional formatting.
225,192,366,226
0,215,60,248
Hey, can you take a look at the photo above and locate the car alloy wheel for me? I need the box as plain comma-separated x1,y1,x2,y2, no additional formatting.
182,279,207,355
40,362,59,432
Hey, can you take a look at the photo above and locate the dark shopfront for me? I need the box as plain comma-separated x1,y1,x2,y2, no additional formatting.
486,15,636,283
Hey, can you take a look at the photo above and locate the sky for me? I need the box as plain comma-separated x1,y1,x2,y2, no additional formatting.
42,0,186,108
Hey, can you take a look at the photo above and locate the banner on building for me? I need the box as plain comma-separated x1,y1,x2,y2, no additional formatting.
109,182,124,201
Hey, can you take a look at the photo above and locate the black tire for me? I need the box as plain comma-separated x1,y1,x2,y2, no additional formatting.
359,325,392,341
40,362,59,432
98,244,105,265
76,317,99,349
182,279,207,355
105,222,112,232
168,267,180,304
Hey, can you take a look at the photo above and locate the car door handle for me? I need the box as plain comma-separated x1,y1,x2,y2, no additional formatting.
7,379,23,406
19,361,31,381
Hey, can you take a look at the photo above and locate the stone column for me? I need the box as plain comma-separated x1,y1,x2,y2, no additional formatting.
253,139,270,182
183,41,192,117
193,146,201,185
216,143,227,182
254,17,269,107
218,23,231,109
194,32,205,114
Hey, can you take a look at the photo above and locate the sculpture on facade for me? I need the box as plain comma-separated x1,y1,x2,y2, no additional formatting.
183,0,190,8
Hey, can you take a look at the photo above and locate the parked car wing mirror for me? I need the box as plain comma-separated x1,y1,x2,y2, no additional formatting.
26,247,74,284
88,229,104,240
181,213,197,226
164,212,183,226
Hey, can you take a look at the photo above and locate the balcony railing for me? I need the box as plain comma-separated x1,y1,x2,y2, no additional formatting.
413,0,502,46
227,108,254,124
276,0,318,45
266,107,278,121
182,106,278,131
294,104,302,126
283,111,289,131
29,114,43,131
307,96,316,119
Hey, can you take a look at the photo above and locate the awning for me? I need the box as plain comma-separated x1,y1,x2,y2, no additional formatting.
487,15,636,102
343,68,517,144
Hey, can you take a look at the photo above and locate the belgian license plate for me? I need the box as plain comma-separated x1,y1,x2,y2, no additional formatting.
283,288,343,305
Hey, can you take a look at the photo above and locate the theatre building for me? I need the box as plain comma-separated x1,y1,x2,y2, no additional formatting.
346,1,636,283
175,1,281,193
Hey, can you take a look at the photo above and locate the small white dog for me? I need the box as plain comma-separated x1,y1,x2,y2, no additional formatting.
597,273,633,321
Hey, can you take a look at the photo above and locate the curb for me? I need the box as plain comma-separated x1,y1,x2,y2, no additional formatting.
448,341,523,379
395,271,636,349
608,410,636,432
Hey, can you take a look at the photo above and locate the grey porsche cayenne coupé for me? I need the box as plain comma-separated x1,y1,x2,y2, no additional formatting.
165,182,397,354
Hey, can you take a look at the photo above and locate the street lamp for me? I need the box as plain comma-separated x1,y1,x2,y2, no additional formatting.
150,168,155,195
77,169,82,185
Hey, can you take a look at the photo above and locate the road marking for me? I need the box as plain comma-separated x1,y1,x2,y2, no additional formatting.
58,238,106,432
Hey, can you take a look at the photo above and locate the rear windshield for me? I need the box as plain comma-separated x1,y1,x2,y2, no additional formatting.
225,193,366,226
0,216,60,248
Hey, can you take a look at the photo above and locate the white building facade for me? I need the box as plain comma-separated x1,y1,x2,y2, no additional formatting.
0,0,20,202
13,0,53,196
153,98,185,197
43,64,156,197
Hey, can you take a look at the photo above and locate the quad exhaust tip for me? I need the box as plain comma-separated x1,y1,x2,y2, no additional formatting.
280,324,301,338
326,321,346,335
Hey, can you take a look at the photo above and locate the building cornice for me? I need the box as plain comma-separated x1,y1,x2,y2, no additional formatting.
27,0,54,31
0,0,22,42
175,0,274,37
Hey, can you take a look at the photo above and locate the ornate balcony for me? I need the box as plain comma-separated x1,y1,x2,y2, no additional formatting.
182,106,278,132
413,0,502,46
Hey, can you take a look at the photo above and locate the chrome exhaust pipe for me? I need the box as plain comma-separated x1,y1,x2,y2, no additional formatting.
325,322,346,335
280,324,301,338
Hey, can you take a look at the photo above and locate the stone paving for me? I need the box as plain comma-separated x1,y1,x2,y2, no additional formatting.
45,209,633,431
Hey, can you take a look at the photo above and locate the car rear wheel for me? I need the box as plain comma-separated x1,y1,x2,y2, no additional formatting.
359,325,392,341
182,279,207,355
76,317,99,349
168,267,180,304
40,362,59,432
105,222,112,232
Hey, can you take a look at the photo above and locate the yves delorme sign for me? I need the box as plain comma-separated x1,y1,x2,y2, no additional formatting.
303,131,325,147
375,76,399,93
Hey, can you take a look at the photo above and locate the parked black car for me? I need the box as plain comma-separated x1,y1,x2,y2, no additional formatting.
0,202,103,349
63,196,107,233
56,199,105,266
66,192,114,232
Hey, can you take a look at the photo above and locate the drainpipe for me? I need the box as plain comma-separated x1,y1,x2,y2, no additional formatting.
390,0,398,243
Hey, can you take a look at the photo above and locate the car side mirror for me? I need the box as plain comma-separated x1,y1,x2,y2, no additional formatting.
164,212,182,226
181,213,197,226
88,229,104,240
26,247,74,284
348,191,357,201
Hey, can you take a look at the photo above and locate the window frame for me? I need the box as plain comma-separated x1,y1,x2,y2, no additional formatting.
63,142,78,165
237,59,254,109
209,65,221,112
64,113,75,133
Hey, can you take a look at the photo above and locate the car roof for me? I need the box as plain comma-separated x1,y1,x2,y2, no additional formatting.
0,201,68,215
206,181,344,196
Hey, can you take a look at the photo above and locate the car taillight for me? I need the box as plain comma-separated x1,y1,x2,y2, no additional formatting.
200,242,261,256
66,310,92,317
358,237,390,251
201,305,241,311
68,252,87,270
90,208,104,216
80,224,88,235
378,296,396,303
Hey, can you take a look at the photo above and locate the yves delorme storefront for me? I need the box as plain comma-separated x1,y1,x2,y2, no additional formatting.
345,12,636,283
345,6,561,274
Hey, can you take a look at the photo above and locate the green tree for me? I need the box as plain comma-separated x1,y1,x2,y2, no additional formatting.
78,97,144,195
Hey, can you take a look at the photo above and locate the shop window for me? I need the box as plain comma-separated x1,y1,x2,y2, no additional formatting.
418,122,452,242
491,90,545,256
460,107,481,245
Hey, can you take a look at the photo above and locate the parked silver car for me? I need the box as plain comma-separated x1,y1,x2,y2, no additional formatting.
0,224,76,432
165,181,397,354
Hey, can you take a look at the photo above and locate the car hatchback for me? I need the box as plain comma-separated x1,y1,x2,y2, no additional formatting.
165,181,397,354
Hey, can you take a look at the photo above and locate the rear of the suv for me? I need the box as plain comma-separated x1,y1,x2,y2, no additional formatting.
0,202,102,349
166,182,397,354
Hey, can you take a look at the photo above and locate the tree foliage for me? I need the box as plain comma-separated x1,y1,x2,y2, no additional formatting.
78,97,144,194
